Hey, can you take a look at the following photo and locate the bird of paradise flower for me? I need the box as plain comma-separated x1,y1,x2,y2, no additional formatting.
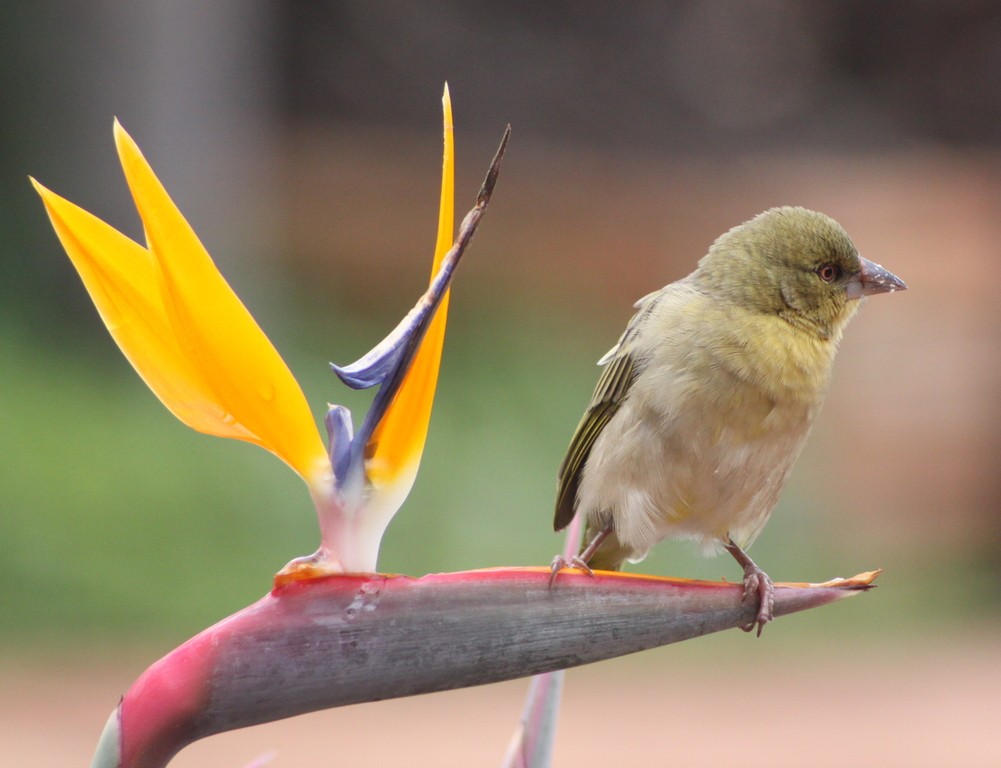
32,85,506,578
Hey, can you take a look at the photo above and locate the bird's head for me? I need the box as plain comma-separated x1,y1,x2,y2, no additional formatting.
696,206,906,340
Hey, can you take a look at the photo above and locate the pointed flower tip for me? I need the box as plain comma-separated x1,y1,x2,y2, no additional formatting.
30,177,67,211
112,120,148,180
112,117,129,151
442,85,453,131
28,175,47,199
112,117,134,144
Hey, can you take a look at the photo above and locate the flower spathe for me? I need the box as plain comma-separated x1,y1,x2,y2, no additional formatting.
33,87,459,575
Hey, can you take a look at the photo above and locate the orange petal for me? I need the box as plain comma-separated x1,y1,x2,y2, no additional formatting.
34,123,329,486
111,121,328,483
364,85,455,490
31,178,253,441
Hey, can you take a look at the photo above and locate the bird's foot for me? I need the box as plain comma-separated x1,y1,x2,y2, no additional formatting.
739,565,774,637
724,537,774,637
548,554,594,587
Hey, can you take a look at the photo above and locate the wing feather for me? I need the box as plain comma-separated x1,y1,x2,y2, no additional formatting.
553,290,665,531
553,348,637,530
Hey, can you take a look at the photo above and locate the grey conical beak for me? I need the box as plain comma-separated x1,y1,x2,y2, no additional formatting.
847,256,907,299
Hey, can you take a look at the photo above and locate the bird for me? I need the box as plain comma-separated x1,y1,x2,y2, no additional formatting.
551,206,905,635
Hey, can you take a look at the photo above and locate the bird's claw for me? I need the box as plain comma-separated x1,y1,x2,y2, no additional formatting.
548,554,594,587
723,538,774,637
738,566,774,637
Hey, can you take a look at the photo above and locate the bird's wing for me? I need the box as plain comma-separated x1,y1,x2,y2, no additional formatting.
553,291,663,531
553,351,636,531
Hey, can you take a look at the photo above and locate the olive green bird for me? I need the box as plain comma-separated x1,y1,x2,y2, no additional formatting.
551,207,905,635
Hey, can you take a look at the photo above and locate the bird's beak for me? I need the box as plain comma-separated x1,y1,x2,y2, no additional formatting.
846,256,907,299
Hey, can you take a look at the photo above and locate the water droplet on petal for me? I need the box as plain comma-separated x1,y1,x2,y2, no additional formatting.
256,379,275,402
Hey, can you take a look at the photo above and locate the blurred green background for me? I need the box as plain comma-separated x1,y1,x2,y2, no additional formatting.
3,3,1000,766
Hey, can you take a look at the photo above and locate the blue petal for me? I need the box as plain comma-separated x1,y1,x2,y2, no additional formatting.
324,404,355,485
329,307,419,390
332,241,462,483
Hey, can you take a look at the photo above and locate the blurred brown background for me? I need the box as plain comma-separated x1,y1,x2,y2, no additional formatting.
2,2,999,766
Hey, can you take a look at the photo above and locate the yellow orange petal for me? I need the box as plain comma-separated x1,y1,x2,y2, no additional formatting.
31,178,254,441
111,120,328,483
364,85,455,489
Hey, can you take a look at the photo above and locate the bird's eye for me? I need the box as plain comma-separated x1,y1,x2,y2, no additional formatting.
817,263,840,282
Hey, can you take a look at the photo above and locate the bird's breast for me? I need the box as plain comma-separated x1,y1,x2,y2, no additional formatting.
578,312,828,560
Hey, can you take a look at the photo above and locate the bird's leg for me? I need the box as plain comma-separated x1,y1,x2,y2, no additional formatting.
548,523,613,587
724,537,774,637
